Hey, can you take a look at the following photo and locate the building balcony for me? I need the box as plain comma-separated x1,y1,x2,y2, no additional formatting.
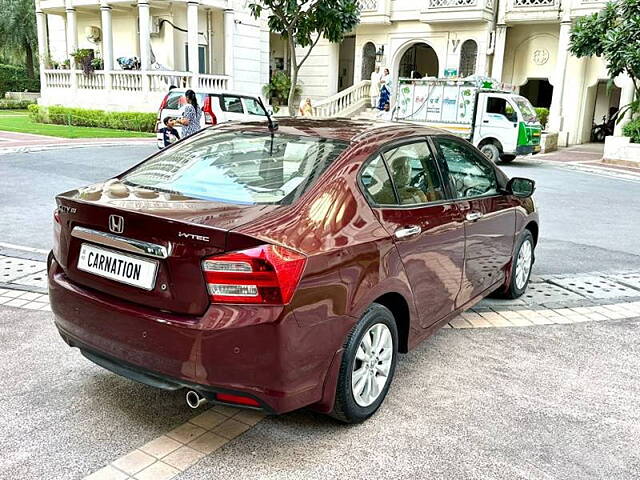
504,0,561,23
357,0,391,24
420,0,496,24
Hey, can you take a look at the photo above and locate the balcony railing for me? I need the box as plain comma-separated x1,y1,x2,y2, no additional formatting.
358,0,378,11
422,0,494,22
429,0,477,7
512,0,555,6
43,70,230,93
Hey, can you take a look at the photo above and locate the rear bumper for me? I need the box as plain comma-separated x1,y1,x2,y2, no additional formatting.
516,144,541,155
48,256,343,414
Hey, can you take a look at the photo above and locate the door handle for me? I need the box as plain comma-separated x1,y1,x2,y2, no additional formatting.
394,225,421,239
466,212,483,221
482,120,489,123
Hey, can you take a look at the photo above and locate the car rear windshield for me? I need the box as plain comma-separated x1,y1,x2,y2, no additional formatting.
121,130,349,205
165,92,207,110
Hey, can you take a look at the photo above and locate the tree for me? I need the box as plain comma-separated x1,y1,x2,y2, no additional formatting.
249,0,360,116
569,0,640,118
0,0,37,78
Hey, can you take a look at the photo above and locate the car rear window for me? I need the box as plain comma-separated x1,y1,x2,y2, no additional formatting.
165,92,207,110
121,130,349,205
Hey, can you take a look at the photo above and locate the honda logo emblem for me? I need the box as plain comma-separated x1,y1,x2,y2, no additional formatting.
109,215,124,234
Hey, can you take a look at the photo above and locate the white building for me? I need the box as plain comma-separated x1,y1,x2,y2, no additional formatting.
287,0,636,146
35,0,270,112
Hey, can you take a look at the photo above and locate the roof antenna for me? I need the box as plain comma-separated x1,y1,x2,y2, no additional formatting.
257,96,278,132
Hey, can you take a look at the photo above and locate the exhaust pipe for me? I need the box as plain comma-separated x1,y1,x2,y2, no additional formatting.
185,390,207,409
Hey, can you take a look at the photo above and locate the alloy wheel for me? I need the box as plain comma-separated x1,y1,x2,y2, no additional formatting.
515,238,533,290
351,323,394,407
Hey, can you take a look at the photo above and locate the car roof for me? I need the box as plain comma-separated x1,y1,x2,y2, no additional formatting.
214,118,448,144
167,88,260,97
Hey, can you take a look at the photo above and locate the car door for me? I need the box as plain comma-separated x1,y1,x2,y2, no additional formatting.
475,94,519,154
242,96,268,121
359,139,466,328
433,135,516,306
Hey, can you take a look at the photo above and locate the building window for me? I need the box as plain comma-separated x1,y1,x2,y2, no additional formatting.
361,42,376,81
459,40,478,78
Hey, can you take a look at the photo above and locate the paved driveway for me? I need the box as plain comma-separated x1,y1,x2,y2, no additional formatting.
1,305,639,480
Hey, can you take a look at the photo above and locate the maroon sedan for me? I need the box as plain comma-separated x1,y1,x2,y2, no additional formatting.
49,119,538,423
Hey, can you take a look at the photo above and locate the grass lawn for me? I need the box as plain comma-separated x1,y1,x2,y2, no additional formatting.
0,110,154,139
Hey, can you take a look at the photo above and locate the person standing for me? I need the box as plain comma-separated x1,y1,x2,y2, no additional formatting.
377,68,392,110
179,89,202,138
299,97,313,117
370,67,380,108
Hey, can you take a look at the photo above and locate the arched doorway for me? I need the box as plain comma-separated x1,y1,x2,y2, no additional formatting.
459,40,478,78
519,79,553,109
398,43,438,79
361,42,376,81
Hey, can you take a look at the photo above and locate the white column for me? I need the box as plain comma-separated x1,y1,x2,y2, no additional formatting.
614,75,637,136
491,24,507,81
100,2,113,90
138,0,151,70
548,20,572,133
35,0,48,89
188,0,200,86
223,8,234,88
65,0,77,89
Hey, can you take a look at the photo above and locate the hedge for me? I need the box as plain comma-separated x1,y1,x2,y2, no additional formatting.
0,64,40,97
28,105,156,132
622,118,640,143
535,107,549,129
0,99,35,109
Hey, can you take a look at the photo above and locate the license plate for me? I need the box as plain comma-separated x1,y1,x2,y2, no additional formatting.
533,145,541,152
77,243,158,290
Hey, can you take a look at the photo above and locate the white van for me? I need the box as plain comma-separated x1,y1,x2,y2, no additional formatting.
156,88,270,148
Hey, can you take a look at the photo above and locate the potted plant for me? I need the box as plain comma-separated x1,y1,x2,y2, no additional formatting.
71,48,96,75
91,57,104,70
263,71,301,110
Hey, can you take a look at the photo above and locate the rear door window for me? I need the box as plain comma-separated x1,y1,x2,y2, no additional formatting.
165,92,206,110
220,96,244,114
360,155,396,205
121,131,348,205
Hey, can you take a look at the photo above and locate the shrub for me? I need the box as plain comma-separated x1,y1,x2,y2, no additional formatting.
0,99,35,109
28,105,156,132
0,64,40,97
622,118,640,143
535,107,549,129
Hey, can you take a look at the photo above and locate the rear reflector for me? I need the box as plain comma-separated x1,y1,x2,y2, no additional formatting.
202,244,305,305
215,393,261,407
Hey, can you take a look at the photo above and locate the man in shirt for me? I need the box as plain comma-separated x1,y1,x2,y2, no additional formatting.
158,117,180,148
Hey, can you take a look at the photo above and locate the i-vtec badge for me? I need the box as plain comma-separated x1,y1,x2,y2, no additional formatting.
178,232,210,242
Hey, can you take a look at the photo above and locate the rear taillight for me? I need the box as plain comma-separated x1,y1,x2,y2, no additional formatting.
215,393,260,407
157,93,169,123
202,244,305,305
53,208,61,224
203,96,216,125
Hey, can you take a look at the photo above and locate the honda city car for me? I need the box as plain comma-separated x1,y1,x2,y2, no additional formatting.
49,119,538,423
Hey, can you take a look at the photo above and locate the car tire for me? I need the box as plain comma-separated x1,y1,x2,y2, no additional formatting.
480,143,501,163
497,230,535,299
500,154,516,163
331,303,398,424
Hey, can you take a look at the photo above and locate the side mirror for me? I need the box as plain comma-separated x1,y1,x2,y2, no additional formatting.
506,177,535,197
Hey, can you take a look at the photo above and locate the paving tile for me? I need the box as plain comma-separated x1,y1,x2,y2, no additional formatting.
441,323,452,328
18,291,41,300
166,422,206,444
483,315,513,327
586,313,609,321
212,418,251,440
111,449,156,476
2,290,25,298
133,461,178,480
233,409,267,426
22,301,47,310
162,446,205,471
187,431,228,454
448,316,472,329
499,311,526,320
188,409,227,430
139,435,182,459
84,465,129,480
5,298,29,307
209,404,240,417
506,316,533,327
461,313,492,328
39,304,52,311
0,297,11,305
526,315,554,325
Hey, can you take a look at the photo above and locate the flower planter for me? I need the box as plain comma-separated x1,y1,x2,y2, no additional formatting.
602,136,640,167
